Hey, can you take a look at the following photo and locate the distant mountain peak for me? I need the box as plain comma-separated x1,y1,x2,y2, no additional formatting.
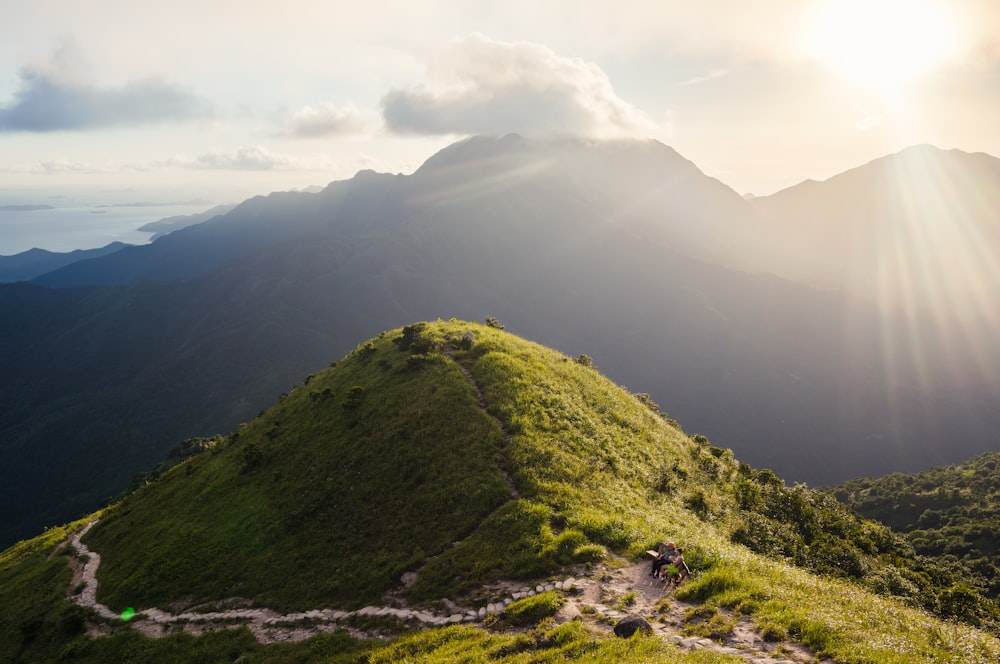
413,133,697,179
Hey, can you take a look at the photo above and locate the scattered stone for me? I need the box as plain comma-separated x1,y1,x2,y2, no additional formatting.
613,615,653,638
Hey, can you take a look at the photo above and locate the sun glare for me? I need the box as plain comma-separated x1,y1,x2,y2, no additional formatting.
804,0,961,95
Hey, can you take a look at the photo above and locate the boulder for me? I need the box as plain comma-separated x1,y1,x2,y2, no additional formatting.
613,615,653,638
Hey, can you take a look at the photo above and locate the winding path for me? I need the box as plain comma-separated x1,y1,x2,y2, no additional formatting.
65,520,580,644
63,522,822,661
58,350,823,660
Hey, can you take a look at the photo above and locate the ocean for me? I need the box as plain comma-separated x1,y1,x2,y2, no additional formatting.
0,202,213,256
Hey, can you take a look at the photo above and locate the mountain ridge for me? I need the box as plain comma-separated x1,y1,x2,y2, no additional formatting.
2,135,998,552
0,242,130,283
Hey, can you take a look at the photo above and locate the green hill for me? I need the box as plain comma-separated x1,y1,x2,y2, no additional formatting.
831,452,1000,600
2,319,1000,663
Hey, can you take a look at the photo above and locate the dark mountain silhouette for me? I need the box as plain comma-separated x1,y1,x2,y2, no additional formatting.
1,136,997,550
0,242,130,283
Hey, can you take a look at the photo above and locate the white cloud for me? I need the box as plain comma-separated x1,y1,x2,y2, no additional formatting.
381,33,658,138
0,42,209,132
679,69,729,86
162,146,312,171
28,159,112,175
278,103,376,138
856,112,883,131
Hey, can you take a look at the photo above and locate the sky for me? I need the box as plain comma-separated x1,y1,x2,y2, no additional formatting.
2,0,999,206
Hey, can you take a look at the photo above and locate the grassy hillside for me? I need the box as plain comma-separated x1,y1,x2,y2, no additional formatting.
2,319,999,662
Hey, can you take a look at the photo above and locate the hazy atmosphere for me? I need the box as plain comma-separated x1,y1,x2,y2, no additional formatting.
5,3,1000,661
3,0,1000,227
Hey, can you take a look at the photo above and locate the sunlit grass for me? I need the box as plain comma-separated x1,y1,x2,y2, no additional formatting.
674,536,1000,663
1,319,998,662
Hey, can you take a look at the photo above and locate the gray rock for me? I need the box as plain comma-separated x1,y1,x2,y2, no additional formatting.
613,615,653,638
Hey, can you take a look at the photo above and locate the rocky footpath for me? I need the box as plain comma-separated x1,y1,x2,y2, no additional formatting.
63,520,830,662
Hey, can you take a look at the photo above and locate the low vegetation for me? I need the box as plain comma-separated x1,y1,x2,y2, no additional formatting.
1,319,999,662
832,452,1000,604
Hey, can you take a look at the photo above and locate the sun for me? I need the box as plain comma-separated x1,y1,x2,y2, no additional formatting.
803,0,961,96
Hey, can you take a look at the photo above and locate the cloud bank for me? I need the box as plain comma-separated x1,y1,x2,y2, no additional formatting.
163,146,322,171
279,103,374,138
0,45,209,132
381,33,657,138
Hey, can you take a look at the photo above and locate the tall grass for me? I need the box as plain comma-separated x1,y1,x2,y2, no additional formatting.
2,319,998,662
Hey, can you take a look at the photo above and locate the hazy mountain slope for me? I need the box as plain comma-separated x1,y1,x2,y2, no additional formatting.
0,242,129,282
33,135,751,288
748,144,1000,317
31,171,407,287
137,203,238,239
2,320,998,663
3,136,998,551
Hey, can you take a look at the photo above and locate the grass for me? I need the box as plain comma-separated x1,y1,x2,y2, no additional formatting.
1,319,999,662
672,537,1000,662
365,623,745,663
503,591,564,627
86,322,514,611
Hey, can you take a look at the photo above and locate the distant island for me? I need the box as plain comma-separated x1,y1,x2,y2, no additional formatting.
0,204,54,212
96,198,213,208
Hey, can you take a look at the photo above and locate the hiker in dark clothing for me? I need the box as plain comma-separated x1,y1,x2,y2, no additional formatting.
650,542,679,577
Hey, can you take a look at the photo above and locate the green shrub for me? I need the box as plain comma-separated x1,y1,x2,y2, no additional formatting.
573,514,631,550
572,543,606,563
542,528,588,564
758,619,788,641
674,566,743,603
683,489,709,518
683,604,736,639
394,322,428,350
504,591,564,626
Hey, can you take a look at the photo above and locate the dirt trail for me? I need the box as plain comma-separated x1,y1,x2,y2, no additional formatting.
62,523,828,661
58,349,828,659
565,558,831,663
446,349,519,499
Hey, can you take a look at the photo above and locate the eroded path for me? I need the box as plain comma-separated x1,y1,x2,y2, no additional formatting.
59,350,825,660
63,523,826,661
446,350,519,499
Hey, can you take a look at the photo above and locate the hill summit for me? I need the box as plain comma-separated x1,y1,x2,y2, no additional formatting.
2,320,1000,662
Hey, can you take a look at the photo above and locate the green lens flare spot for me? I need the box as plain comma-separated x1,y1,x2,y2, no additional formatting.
120,607,136,622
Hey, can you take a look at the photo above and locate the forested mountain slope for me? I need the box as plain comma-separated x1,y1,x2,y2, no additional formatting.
832,451,1000,599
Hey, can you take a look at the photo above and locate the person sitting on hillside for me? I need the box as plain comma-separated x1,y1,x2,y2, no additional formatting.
661,546,690,585
649,541,680,577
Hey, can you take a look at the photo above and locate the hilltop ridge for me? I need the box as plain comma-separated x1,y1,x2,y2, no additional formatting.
4,136,999,552
2,320,999,662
